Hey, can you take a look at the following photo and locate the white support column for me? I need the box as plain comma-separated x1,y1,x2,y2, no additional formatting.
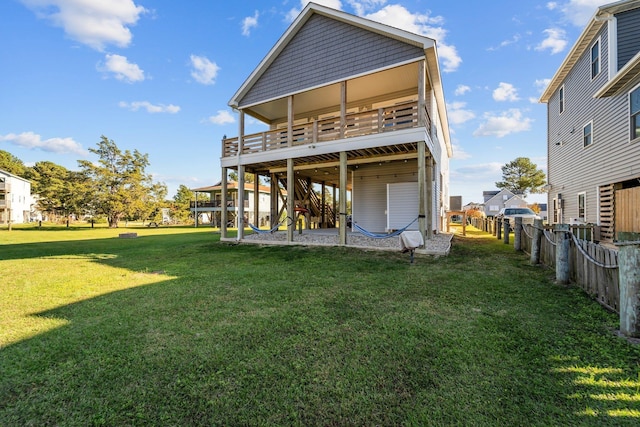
238,111,245,155
221,168,228,238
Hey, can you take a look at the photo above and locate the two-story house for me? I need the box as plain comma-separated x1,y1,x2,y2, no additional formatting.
191,181,282,228
540,0,640,241
0,169,32,224
482,189,527,218
219,2,452,245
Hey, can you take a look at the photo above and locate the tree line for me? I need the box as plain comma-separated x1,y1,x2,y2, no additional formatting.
1,136,197,227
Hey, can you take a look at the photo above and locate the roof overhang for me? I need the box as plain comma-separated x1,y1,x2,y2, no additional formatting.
539,0,640,103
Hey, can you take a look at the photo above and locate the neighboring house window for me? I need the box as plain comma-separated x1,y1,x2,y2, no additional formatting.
489,205,499,212
591,39,600,79
583,122,593,147
577,192,586,222
559,85,564,114
631,86,640,141
502,195,508,201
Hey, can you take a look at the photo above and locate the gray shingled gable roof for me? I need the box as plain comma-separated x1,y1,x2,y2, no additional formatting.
229,2,436,109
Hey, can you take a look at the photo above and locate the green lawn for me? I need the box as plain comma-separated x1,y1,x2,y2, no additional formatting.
1,224,639,426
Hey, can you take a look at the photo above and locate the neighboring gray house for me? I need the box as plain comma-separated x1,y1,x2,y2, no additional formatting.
219,2,452,244
540,0,640,241
482,189,527,217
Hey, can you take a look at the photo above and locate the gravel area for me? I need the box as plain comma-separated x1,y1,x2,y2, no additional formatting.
239,230,453,255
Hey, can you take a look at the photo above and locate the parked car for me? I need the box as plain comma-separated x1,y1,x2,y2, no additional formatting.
496,207,541,230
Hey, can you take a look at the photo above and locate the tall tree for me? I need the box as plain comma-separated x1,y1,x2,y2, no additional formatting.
495,157,546,197
171,184,194,223
78,136,164,227
0,150,26,176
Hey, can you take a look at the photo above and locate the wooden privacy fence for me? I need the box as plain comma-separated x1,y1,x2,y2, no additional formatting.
519,223,620,312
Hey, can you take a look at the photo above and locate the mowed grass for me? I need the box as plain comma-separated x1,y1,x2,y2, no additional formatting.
1,224,639,426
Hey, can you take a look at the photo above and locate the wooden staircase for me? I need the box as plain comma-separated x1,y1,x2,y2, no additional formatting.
278,177,336,228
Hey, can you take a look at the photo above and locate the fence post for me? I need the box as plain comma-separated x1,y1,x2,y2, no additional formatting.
530,219,543,265
496,218,502,240
493,218,498,236
555,224,570,284
514,217,522,251
503,220,510,245
617,241,640,338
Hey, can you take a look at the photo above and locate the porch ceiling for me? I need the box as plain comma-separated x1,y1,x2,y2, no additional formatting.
239,141,420,189
243,62,422,124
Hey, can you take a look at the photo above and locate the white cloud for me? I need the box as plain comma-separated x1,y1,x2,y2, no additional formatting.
100,53,144,82
451,143,471,160
119,101,180,114
447,101,475,125
364,5,461,72
473,109,533,138
535,78,552,92
454,85,471,96
453,162,503,178
206,110,235,125
287,0,343,22
493,82,519,102
347,0,386,16
242,10,259,36
21,0,146,51
535,28,567,54
488,34,521,51
561,0,603,26
547,2,558,10
190,54,220,85
0,131,86,155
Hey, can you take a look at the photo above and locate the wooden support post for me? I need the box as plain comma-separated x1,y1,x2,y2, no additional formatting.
332,185,337,228
287,158,294,242
425,156,433,240
514,216,522,251
270,173,278,229
321,181,326,229
555,224,570,285
617,241,640,338
418,141,426,243
339,151,347,245
340,82,346,139
496,218,502,240
530,219,543,265
503,220,510,245
253,174,259,227
237,164,245,241
221,167,228,238
287,96,294,148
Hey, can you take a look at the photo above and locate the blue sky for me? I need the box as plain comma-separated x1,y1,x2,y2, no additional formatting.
0,0,608,204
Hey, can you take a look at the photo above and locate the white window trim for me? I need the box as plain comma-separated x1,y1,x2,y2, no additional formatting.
583,120,594,148
629,82,640,143
590,37,601,80
559,84,565,114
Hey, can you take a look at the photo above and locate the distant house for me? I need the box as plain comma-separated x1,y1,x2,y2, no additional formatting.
482,189,527,217
540,0,640,240
0,169,32,224
219,2,452,244
190,182,278,228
